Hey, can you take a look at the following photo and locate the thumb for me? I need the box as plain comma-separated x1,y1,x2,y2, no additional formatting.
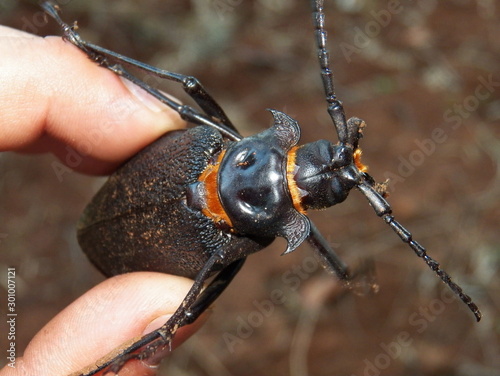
0,272,204,376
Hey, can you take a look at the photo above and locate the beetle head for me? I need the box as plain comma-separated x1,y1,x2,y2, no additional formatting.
290,116,374,211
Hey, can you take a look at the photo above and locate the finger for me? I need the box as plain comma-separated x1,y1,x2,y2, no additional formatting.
0,27,185,174
0,272,206,376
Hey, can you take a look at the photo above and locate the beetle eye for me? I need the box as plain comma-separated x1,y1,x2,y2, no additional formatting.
235,150,256,169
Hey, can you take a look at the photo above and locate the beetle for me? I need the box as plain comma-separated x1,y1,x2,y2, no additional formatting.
41,1,481,375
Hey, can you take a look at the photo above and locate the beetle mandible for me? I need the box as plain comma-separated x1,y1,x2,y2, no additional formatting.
41,1,481,375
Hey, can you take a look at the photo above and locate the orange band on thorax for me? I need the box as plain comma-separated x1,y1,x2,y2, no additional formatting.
198,150,233,227
354,148,368,173
286,146,307,214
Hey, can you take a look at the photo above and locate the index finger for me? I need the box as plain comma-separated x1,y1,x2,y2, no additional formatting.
0,27,185,174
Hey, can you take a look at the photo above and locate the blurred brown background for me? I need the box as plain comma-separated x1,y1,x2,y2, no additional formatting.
1,0,499,375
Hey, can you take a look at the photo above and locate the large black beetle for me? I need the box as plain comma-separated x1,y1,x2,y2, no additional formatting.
41,1,481,375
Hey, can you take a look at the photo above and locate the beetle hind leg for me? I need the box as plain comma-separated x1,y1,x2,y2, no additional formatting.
75,257,246,376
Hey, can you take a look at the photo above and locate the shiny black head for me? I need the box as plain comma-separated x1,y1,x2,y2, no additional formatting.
292,140,359,210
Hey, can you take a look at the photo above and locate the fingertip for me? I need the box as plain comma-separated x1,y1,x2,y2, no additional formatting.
17,272,201,376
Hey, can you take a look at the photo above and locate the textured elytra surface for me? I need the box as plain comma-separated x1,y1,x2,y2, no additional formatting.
78,126,271,278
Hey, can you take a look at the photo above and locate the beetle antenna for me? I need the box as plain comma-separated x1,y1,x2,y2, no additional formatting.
357,183,481,321
311,0,480,322
310,0,349,145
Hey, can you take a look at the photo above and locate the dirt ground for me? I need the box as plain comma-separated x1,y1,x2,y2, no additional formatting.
1,1,499,375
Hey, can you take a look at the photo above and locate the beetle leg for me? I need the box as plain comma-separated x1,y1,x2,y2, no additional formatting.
98,54,238,134
115,67,241,140
41,1,241,141
128,258,248,370
73,251,240,376
75,43,238,135
307,221,350,282
184,258,246,325
75,255,246,376
306,221,378,295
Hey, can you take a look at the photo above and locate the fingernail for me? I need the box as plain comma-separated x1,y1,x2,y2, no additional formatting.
120,76,165,113
143,314,171,335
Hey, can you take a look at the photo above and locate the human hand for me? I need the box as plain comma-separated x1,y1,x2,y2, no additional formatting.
0,26,204,375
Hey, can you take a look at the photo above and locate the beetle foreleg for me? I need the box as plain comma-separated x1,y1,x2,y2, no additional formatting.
41,1,241,141
306,221,378,294
307,222,349,282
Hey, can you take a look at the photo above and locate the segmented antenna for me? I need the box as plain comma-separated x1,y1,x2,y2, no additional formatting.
358,184,481,321
310,0,349,145
311,0,481,321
